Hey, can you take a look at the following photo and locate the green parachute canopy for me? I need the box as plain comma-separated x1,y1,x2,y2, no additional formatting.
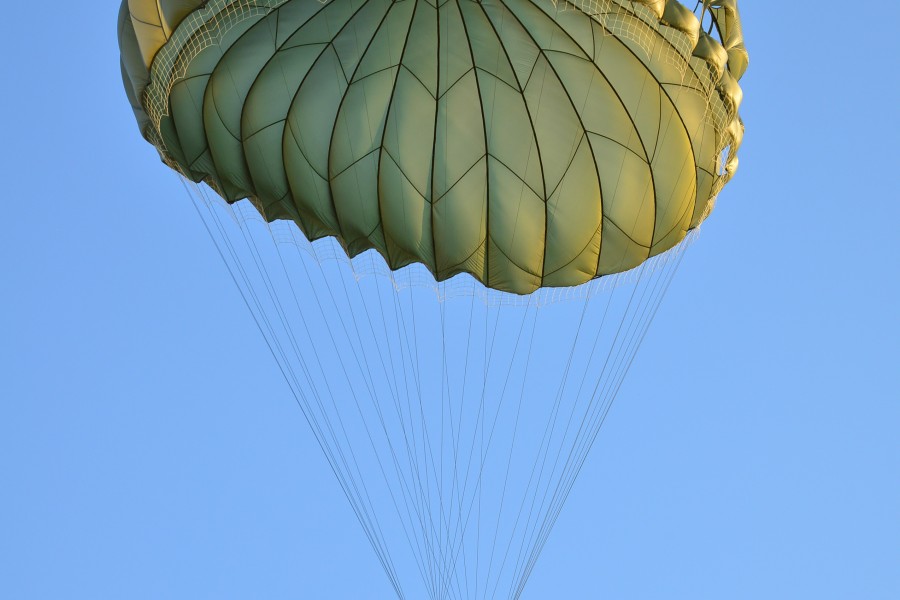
120,0,746,295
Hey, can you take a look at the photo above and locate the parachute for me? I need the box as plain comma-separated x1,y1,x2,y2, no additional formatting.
119,1,746,597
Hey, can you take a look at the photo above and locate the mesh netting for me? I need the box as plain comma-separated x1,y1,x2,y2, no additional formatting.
143,0,289,132
552,1,700,78
656,19,695,77
554,0,657,58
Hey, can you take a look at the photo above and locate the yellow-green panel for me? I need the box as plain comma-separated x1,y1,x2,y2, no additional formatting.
121,0,747,294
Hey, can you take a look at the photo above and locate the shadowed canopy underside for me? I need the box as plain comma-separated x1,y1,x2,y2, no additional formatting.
120,0,747,294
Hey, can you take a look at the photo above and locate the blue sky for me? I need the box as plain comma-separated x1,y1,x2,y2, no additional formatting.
1,2,898,599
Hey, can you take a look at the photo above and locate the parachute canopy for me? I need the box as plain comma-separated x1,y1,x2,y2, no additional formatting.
119,0,746,294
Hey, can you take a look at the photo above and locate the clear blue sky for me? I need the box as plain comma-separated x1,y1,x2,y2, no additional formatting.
1,3,898,599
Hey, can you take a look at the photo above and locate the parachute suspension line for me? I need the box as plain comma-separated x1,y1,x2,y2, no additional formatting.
466,299,506,598
354,258,447,594
181,179,411,598
237,212,413,595
543,240,687,593
512,272,657,599
259,215,415,600
307,245,438,592
428,296,527,600
436,297,510,600
450,301,542,600
509,269,657,596
318,247,473,598
404,275,452,597
483,296,548,600
514,240,691,599
489,294,598,600
361,263,438,596
183,182,409,595
384,274,442,597
444,285,472,600
386,271,447,599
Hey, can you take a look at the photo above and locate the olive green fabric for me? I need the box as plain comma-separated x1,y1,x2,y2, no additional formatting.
120,0,747,294
125,0,207,67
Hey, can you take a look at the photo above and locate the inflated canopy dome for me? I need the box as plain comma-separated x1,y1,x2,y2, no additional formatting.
120,0,747,294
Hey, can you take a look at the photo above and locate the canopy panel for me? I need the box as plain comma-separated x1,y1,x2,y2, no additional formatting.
120,0,747,294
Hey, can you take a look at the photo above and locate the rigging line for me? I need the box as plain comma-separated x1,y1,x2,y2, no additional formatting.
474,306,488,598
190,188,384,556
442,290,475,590
503,260,658,596
441,294,512,592
439,312,474,598
442,298,537,598
442,296,526,588
402,283,456,599
496,299,613,596
407,292,455,600
481,292,548,599
340,277,442,596
440,299,530,600
517,246,688,596
439,280,449,591
386,277,441,596
369,255,416,463
181,181,402,596
506,281,617,571
358,269,449,592
188,189,357,514
438,296,474,598
348,261,404,400
279,244,435,590
437,288,453,597
372,268,425,506
398,292,447,598
334,263,442,543
300,248,450,592
241,228,409,591
438,281,468,600
532,256,654,509
449,289,478,510
388,287,446,598
390,282,456,598
276,236,413,591
519,248,687,592
502,293,594,581
428,286,506,600
467,301,500,598
500,291,598,590
573,248,687,510
515,260,669,591
554,249,680,510
516,278,660,591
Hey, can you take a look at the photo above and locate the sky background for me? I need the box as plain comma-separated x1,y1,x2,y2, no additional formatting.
1,2,898,599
